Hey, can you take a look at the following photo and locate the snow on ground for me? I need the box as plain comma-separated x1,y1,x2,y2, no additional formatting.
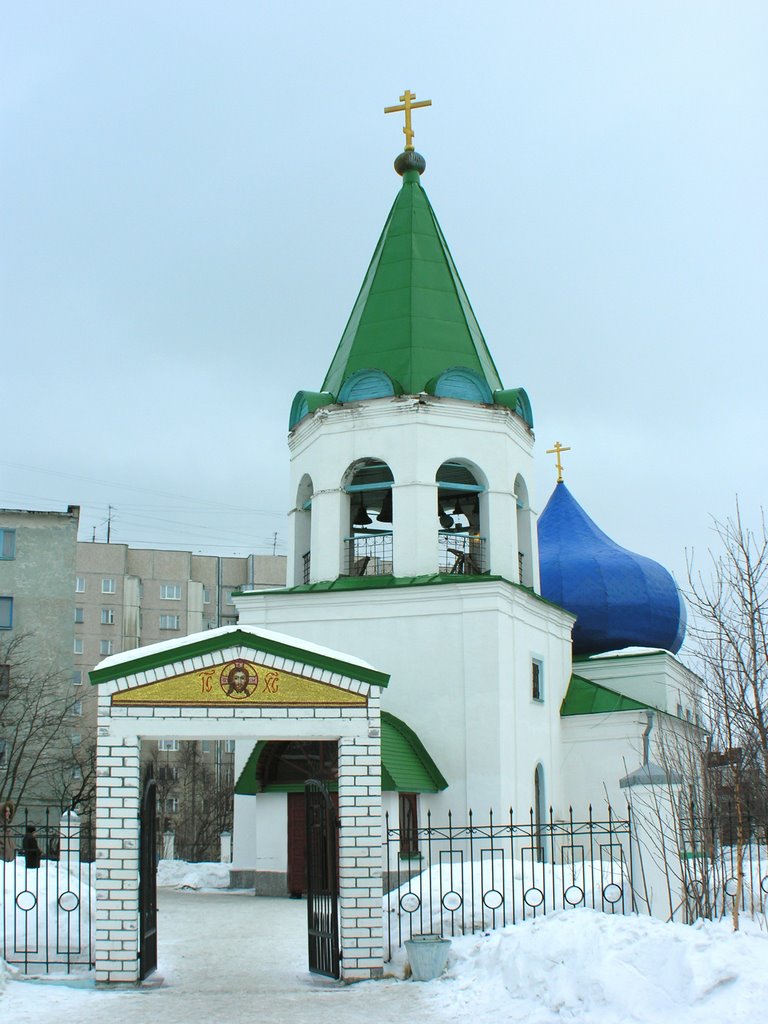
1,887,767,1024
156,858,231,890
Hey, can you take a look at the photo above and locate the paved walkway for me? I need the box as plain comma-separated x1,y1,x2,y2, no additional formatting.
3,890,443,1024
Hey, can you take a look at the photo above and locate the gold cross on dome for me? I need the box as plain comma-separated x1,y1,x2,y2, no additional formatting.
546,441,572,483
384,90,432,151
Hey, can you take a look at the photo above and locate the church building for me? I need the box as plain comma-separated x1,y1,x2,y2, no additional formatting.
229,94,693,894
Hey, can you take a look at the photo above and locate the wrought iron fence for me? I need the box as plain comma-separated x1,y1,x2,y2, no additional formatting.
1,808,94,973
438,533,487,575
345,531,393,576
384,806,634,957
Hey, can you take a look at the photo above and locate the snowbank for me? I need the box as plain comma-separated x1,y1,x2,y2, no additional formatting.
156,859,231,890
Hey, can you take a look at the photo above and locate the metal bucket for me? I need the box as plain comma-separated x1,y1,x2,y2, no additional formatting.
404,933,451,981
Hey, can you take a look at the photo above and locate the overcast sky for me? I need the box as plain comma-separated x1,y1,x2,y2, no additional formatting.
2,2,765,596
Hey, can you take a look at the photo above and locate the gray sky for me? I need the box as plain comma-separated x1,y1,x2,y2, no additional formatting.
3,2,766,594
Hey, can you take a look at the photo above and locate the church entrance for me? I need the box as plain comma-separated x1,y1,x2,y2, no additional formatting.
91,625,388,984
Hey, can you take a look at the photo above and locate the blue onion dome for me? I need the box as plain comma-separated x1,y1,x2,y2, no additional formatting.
538,483,686,656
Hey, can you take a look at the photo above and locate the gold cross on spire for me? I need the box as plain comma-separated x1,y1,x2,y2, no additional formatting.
546,441,572,483
384,90,432,151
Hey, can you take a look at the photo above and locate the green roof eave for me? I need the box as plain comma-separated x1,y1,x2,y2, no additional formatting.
236,573,570,614
321,175,503,398
89,627,389,690
560,674,653,717
233,712,447,796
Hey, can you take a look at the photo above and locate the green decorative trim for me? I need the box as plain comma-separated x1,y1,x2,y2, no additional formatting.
560,674,652,717
89,627,389,689
237,572,569,613
493,387,534,428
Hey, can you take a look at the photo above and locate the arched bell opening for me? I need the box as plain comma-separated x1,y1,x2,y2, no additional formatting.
293,475,314,585
343,459,394,577
514,474,534,588
436,461,488,575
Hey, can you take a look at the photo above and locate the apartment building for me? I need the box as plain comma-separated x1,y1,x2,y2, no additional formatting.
1,506,286,850
0,507,81,813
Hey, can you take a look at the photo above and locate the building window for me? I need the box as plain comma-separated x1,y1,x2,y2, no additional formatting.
0,529,16,560
70,733,81,747
158,739,179,752
101,608,115,625
399,793,419,858
201,740,211,753
225,590,235,606
160,584,182,600
72,670,82,686
0,665,9,697
159,614,180,630
159,765,180,782
74,638,84,655
224,739,236,754
71,700,82,717
203,587,211,605
102,577,116,594
165,797,179,814
75,576,86,593
71,765,82,780
532,659,543,702
0,597,12,630
74,607,84,624
99,639,113,656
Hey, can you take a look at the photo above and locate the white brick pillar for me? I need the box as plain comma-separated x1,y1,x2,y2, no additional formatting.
337,732,384,981
94,733,141,984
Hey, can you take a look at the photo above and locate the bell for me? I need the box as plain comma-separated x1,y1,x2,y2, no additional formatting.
439,506,454,530
452,497,465,518
377,489,393,523
353,495,372,527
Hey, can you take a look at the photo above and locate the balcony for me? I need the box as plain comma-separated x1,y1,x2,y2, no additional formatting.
345,532,393,577
438,532,487,575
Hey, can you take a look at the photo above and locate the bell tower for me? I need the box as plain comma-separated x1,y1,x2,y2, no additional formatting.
286,98,539,591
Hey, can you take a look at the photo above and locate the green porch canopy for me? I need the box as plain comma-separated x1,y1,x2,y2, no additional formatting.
234,711,447,795
560,674,652,716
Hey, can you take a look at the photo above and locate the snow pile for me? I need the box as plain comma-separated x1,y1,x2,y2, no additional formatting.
424,910,768,1023
386,855,631,942
156,859,230,890
1,858,94,971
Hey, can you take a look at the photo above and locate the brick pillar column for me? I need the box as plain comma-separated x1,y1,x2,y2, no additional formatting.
94,733,141,984
337,732,383,980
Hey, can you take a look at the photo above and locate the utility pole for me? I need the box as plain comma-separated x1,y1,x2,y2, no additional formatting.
106,505,113,543
272,531,278,556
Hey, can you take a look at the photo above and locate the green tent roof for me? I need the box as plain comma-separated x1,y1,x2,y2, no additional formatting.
321,168,503,397
560,673,652,717
234,711,447,795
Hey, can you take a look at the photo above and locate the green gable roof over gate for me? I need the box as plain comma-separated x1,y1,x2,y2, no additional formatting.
234,711,447,795
321,169,503,398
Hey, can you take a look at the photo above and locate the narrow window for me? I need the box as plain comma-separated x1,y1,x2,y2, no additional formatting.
399,793,419,858
101,607,115,625
158,739,179,752
0,665,9,697
203,587,211,604
0,597,12,630
0,530,16,560
102,577,116,594
74,638,84,655
165,797,179,813
532,659,543,702
99,639,113,656
70,733,81,747
75,576,86,593
72,670,82,686
74,607,84,624
71,700,82,717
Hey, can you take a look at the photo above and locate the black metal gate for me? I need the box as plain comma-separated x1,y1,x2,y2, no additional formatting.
305,778,340,978
138,767,158,980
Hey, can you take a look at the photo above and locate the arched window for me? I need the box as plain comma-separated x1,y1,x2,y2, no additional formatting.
344,459,394,577
515,474,534,587
436,461,487,575
534,763,546,863
294,475,313,585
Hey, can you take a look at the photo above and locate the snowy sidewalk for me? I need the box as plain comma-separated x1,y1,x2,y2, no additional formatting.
3,888,768,1024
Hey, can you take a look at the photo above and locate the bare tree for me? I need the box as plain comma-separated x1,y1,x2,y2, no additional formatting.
0,632,79,811
686,502,768,928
